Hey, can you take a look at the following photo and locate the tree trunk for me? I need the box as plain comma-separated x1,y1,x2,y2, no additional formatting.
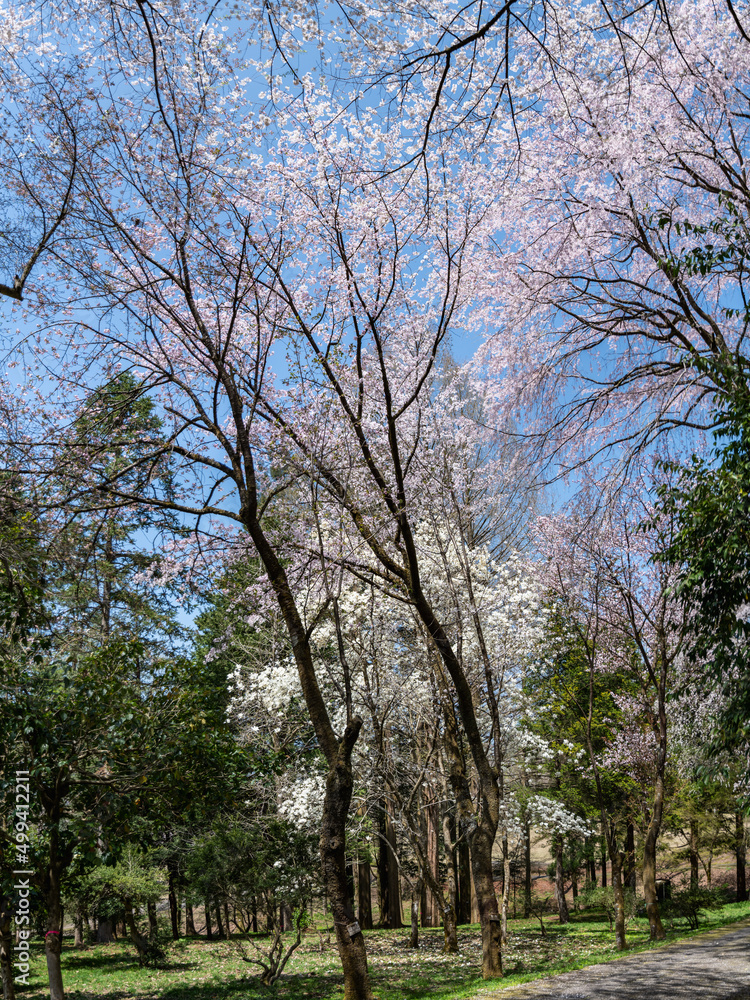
185,902,196,936
244,513,374,999
319,727,375,1000
204,902,213,940
524,820,532,918
611,849,627,952
123,898,152,965
73,912,84,949
470,824,502,978
147,901,158,940
45,830,65,1000
736,813,748,902
624,821,636,892
168,872,180,940
601,836,607,887
501,835,511,945
97,919,114,944
357,862,373,930
554,834,569,925
457,837,472,925
0,896,15,1000
421,793,440,927
385,809,402,928
409,897,419,949
642,803,666,939
689,820,700,888
440,812,459,953
214,899,225,939
224,899,231,937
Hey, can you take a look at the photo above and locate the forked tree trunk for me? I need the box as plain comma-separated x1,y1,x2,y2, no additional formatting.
123,898,152,965
214,899,225,939
245,503,375,1000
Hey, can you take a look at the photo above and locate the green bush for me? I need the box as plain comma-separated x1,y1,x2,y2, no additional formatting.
661,883,731,930
578,881,636,930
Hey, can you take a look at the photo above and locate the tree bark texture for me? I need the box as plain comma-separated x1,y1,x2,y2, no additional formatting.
147,902,158,939
457,839,472,925
97,919,114,944
214,899,225,939
320,727,375,1000
45,828,65,1000
421,791,441,927
185,902,196,936
611,852,627,952
123,898,152,965
357,862,373,930
501,836,511,945
624,822,636,892
441,813,459,953
168,870,180,939
470,826,502,978
554,834,569,925
736,813,747,902
0,894,15,1000
409,898,419,949
524,821,532,917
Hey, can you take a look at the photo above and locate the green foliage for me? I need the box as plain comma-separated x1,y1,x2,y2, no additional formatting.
661,882,731,930
654,368,750,754
185,821,319,925
81,847,167,908
578,881,636,931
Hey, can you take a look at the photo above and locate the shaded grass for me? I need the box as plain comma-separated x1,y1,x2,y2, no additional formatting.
15,899,750,1000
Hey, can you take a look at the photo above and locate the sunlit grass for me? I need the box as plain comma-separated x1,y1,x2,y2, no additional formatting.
16,899,750,999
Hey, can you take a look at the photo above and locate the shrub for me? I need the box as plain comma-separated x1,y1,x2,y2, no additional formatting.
662,883,731,930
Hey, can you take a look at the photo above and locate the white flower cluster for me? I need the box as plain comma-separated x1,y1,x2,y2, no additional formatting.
517,730,556,763
277,771,326,831
227,659,301,718
526,794,590,839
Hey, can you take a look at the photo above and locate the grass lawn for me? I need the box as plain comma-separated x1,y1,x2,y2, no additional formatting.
16,900,750,1000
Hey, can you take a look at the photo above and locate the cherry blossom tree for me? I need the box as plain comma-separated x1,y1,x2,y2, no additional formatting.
535,476,686,944
473,0,750,476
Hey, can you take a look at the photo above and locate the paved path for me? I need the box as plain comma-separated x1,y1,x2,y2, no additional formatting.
477,920,750,1000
